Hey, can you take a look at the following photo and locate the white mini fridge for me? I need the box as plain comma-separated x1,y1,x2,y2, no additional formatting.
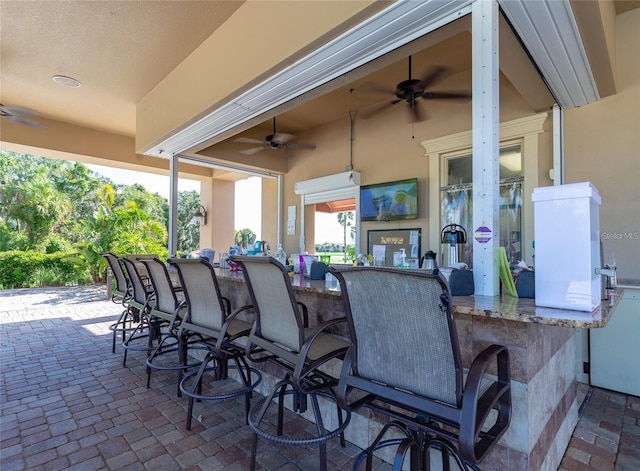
590,287,640,396
531,182,601,311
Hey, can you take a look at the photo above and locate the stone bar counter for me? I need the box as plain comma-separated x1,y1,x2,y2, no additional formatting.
213,267,622,471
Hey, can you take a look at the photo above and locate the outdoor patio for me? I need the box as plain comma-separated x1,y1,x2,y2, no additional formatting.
0,286,638,471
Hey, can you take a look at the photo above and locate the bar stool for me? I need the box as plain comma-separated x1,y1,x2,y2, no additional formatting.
169,258,261,431
120,257,159,367
231,255,351,471
102,252,135,353
140,257,205,395
330,267,511,471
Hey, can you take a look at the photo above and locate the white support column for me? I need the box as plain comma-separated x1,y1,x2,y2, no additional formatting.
472,0,500,296
553,103,564,185
168,154,179,257
277,175,283,245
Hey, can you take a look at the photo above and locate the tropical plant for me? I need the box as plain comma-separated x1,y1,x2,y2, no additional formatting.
235,228,256,249
176,190,201,253
0,150,178,287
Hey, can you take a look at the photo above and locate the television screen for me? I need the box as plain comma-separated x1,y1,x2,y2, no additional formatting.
360,178,418,221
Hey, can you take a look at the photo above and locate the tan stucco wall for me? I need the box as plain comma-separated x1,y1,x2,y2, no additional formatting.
260,178,278,253
199,179,235,255
564,9,640,282
277,70,548,257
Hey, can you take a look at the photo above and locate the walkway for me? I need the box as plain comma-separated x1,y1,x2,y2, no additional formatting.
0,286,638,470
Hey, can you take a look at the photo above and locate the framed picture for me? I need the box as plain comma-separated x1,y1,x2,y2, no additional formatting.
360,177,418,221
367,228,421,268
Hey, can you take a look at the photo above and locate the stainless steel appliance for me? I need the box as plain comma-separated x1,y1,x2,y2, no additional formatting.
441,224,466,267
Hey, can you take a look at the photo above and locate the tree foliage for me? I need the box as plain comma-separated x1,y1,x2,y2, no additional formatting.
235,228,256,248
0,150,201,285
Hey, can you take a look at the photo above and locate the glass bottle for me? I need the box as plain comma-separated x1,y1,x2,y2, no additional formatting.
274,244,287,266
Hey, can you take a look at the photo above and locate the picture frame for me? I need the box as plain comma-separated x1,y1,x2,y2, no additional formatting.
360,177,418,221
367,228,421,268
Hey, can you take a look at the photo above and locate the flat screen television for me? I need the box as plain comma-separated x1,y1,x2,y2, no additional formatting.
360,177,418,221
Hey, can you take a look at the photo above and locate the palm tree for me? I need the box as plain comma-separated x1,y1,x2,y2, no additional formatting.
336,211,354,262
235,228,256,249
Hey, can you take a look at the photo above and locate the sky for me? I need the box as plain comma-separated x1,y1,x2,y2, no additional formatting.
85,164,346,244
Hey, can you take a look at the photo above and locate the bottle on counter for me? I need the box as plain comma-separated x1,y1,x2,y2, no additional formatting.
274,244,287,266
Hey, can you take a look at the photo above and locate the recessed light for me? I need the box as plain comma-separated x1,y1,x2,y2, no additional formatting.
52,75,82,88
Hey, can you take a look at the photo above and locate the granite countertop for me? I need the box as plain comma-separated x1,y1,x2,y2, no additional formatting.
452,290,623,328
215,267,341,296
215,267,622,328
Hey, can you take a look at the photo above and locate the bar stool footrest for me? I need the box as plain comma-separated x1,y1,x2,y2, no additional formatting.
249,389,351,446
179,364,262,402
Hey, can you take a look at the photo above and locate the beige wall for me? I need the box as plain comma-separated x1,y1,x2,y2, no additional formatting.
564,9,640,282
199,179,235,255
260,178,278,253
277,70,547,257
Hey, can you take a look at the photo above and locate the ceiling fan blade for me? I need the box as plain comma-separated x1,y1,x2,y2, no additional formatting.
359,100,398,119
287,143,316,150
234,137,264,144
240,146,266,156
272,133,296,144
417,66,447,89
2,115,47,128
0,104,39,116
421,91,471,101
408,101,428,123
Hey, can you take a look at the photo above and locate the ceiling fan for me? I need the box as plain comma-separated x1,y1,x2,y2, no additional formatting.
234,117,316,155
0,104,47,128
360,56,471,122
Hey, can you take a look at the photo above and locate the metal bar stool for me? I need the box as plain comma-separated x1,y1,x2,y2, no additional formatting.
169,258,262,431
231,256,351,471
330,267,511,471
140,257,206,396
120,257,160,368
102,252,136,354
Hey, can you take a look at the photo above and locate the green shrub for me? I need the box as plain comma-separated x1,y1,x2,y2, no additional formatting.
38,234,72,254
0,250,92,289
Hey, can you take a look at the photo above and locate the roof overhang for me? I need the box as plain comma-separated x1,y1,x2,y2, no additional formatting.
144,0,608,160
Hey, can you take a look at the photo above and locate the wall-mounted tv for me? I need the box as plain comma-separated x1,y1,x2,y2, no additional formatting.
360,177,418,221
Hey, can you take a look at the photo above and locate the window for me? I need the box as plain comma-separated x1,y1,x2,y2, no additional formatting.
440,143,524,266
294,172,361,256
421,112,548,267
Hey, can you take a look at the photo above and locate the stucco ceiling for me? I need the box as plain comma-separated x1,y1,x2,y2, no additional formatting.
0,0,637,156
0,0,244,136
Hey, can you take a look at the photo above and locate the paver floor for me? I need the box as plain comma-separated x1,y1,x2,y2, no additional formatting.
1,286,638,470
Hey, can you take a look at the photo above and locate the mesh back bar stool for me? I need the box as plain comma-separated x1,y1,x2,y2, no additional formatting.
330,267,511,471
120,257,159,368
102,253,135,354
169,258,261,431
231,256,351,471
140,258,205,395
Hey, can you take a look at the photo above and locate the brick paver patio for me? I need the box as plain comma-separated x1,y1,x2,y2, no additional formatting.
1,286,638,470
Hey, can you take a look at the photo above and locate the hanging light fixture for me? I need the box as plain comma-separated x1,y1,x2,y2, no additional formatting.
192,204,207,226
